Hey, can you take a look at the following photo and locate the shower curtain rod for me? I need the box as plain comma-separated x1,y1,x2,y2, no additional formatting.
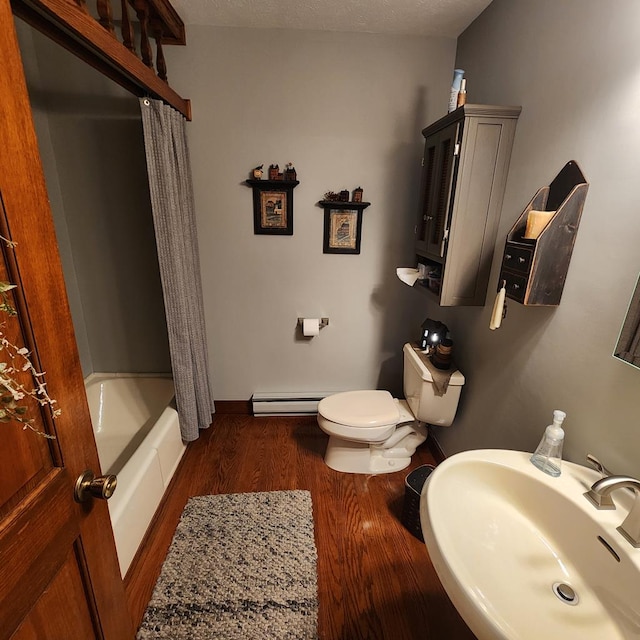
11,0,191,119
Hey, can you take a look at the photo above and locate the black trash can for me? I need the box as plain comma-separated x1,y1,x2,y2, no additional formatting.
401,464,435,541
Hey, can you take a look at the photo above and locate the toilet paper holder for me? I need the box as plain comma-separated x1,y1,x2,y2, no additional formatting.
297,317,329,329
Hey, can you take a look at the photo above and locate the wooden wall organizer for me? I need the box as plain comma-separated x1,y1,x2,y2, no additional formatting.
498,160,589,306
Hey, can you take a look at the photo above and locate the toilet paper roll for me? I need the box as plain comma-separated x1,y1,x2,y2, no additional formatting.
302,318,320,337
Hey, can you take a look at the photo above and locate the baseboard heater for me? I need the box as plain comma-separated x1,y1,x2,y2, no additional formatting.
251,392,334,416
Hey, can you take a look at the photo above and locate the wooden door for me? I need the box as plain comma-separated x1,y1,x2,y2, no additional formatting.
0,2,134,638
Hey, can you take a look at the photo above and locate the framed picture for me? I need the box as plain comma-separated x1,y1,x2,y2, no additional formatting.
247,179,299,235
320,200,370,254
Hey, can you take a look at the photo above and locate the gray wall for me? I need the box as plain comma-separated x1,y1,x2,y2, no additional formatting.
15,20,171,377
428,0,640,477
21,4,638,476
164,26,456,399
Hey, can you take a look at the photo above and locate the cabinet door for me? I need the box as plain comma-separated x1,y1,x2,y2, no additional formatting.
416,121,460,259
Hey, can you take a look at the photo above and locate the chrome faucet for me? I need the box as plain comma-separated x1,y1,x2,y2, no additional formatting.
586,453,635,494
585,475,640,548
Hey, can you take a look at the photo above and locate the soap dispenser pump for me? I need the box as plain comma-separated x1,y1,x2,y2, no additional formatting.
530,410,566,477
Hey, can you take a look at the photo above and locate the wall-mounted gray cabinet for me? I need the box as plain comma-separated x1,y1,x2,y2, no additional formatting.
415,104,521,306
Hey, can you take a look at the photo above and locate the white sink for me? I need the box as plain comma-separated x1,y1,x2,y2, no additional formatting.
419,449,640,640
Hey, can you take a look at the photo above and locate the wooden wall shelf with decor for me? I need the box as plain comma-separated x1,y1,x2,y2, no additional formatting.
246,179,300,187
318,200,371,209
414,104,521,306
318,200,371,254
246,179,300,235
497,160,589,306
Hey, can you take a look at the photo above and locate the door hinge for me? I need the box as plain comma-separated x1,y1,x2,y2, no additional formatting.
454,143,461,156
421,157,424,166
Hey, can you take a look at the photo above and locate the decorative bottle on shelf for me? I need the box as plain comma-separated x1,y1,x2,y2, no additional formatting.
456,78,467,107
448,69,465,113
530,410,566,477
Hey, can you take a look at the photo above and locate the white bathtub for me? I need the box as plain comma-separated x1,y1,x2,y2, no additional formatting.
85,373,187,577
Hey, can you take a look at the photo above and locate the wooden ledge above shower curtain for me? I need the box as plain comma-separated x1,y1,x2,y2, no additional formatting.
11,0,191,119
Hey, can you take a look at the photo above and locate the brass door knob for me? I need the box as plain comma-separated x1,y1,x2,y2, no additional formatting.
74,470,117,502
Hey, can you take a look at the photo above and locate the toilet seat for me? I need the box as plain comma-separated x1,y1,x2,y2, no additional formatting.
319,390,399,426
317,390,400,443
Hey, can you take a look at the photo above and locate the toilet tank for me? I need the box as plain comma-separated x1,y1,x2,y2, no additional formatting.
402,343,465,426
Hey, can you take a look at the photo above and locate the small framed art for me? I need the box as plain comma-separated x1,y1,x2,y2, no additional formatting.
246,178,299,235
319,200,370,254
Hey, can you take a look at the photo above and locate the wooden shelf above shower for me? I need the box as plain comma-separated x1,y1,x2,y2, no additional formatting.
13,0,191,118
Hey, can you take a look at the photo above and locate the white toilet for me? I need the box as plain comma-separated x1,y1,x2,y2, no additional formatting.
316,343,465,474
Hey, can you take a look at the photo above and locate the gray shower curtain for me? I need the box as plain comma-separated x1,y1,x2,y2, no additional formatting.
140,98,214,441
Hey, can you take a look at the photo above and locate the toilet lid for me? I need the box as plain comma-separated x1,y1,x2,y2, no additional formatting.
319,390,399,428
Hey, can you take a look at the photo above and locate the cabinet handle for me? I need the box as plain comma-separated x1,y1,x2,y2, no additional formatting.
505,253,512,260
518,257,526,264
512,283,520,290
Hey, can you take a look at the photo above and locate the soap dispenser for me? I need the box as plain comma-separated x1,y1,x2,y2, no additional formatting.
530,410,566,477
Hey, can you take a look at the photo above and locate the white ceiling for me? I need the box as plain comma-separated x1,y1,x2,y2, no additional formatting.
170,0,493,38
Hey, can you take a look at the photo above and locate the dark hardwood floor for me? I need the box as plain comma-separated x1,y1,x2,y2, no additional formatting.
125,414,476,639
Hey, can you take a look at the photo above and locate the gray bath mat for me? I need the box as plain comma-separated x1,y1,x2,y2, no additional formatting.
137,490,319,639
